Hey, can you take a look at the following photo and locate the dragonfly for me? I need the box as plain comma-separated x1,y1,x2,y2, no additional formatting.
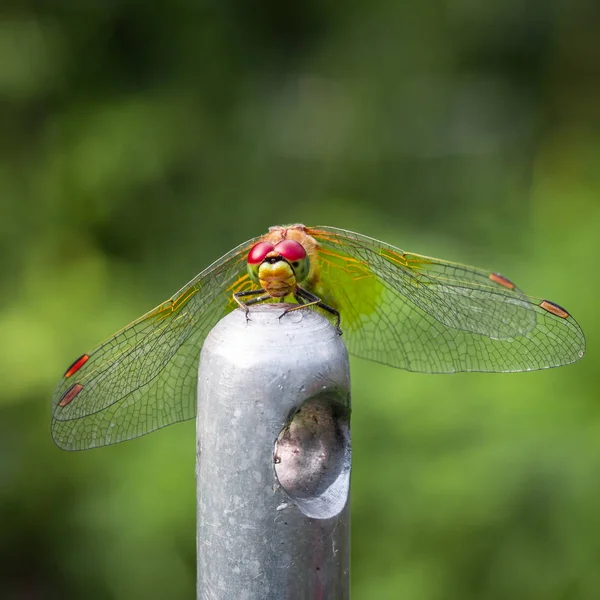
52,224,585,450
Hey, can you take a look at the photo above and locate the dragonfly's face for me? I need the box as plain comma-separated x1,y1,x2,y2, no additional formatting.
247,240,310,297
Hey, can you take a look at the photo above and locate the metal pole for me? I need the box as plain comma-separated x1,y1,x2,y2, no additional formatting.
196,303,351,600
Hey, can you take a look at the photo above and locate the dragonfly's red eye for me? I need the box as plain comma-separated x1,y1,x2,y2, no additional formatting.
248,242,275,264
274,240,306,262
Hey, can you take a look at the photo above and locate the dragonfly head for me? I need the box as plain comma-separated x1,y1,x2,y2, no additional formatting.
247,240,310,291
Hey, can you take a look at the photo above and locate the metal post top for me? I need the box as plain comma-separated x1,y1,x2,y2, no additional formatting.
202,303,346,367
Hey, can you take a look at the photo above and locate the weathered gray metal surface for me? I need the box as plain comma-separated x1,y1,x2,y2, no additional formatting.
197,303,351,600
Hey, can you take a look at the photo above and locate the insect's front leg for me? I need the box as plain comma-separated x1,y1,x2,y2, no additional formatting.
291,287,342,335
233,289,268,322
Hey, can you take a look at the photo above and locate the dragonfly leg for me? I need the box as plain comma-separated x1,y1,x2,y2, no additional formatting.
284,287,342,335
300,288,342,334
244,294,271,306
283,293,316,315
234,288,266,299
284,294,323,324
233,289,267,322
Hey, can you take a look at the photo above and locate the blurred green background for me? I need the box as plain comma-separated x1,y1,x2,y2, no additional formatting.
1,0,599,598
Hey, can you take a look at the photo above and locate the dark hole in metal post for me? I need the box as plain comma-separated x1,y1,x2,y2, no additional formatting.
274,393,351,519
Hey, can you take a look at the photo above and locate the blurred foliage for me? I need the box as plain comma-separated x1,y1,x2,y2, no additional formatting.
1,0,599,598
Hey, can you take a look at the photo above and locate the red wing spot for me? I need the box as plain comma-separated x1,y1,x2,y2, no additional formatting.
540,300,569,319
58,383,84,407
64,354,90,378
489,272,515,290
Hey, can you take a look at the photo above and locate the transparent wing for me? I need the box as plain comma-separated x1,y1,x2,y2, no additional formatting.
51,237,259,450
307,226,585,373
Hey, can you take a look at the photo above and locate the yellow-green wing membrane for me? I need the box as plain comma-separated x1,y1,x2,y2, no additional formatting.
307,227,585,373
51,237,259,450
